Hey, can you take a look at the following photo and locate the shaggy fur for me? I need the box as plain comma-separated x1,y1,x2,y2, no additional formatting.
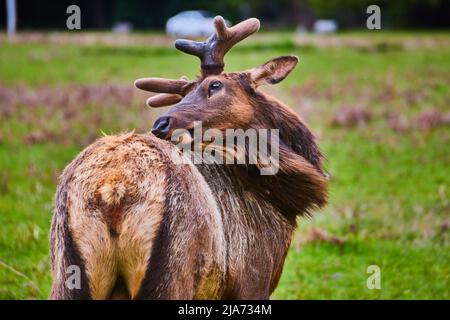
50,57,328,300
50,133,226,299
50,111,327,299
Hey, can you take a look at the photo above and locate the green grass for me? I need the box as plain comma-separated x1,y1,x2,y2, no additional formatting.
0,32,449,299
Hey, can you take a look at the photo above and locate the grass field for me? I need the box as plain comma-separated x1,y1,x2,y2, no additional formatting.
0,32,449,299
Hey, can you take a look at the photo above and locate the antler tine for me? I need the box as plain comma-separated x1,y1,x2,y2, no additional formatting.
134,77,191,95
175,16,260,77
146,93,182,108
214,16,229,40
134,76,194,108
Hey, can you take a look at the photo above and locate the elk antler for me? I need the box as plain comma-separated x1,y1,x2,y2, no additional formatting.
134,76,195,107
134,17,260,107
175,16,260,78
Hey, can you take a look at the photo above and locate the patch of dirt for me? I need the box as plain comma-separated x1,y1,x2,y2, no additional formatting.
2,32,448,51
385,108,450,132
289,70,450,134
294,34,450,50
413,108,450,131
23,130,56,145
295,228,346,251
331,106,373,128
0,83,140,110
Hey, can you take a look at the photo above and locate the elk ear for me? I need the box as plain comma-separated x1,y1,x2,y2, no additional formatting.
249,56,298,87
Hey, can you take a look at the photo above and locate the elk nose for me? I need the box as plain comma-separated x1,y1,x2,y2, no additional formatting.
152,116,172,139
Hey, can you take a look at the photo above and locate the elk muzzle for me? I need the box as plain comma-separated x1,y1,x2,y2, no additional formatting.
152,116,173,139
152,114,194,140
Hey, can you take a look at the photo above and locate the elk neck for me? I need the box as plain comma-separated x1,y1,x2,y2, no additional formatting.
195,91,328,224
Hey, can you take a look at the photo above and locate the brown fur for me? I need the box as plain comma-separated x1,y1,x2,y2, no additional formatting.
50,53,327,300
50,104,327,299
50,133,226,299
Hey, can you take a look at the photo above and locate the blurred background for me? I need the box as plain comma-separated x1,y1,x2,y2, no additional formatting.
0,0,449,299
0,0,449,30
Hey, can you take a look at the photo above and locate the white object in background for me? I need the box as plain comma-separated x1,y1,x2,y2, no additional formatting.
166,11,230,38
313,20,338,34
112,22,133,34
6,0,17,35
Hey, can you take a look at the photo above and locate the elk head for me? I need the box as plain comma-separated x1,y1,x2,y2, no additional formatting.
135,17,299,145
137,56,298,139
135,16,327,218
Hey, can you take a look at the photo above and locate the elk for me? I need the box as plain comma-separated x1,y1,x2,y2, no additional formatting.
50,16,328,300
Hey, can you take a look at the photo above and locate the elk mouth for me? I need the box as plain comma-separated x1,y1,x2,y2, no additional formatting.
151,115,198,142
151,116,171,139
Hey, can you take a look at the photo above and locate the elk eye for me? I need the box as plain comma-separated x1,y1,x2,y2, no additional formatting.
209,81,223,93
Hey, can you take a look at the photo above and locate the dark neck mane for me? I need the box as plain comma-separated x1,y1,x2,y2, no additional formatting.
251,92,324,172
228,92,327,222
